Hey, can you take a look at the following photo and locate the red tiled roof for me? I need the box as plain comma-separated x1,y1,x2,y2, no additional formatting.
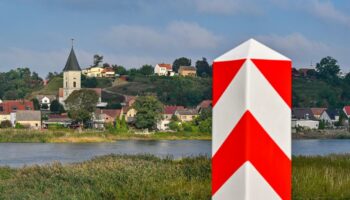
102,67,114,73
310,107,326,116
158,63,172,70
0,100,34,114
164,105,185,115
100,109,122,118
198,100,212,109
344,106,350,115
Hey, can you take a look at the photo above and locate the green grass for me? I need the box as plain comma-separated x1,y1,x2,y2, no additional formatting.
30,76,63,96
0,129,211,143
293,154,350,199
1,154,350,199
0,155,211,200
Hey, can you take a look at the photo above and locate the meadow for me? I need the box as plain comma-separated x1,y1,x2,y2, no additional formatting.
1,154,350,199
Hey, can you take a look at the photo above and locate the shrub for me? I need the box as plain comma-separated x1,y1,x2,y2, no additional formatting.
0,120,12,128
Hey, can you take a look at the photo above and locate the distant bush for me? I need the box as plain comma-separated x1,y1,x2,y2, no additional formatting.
0,120,12,128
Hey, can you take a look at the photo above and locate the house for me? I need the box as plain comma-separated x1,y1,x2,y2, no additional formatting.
163,105,184,120
343,106,350,118
292,108,319,129
298,68,314,77
124,107,137,123
175,109,198,122
101,67,116,78
36,95,56,109
310,107,327,120
16,110,41,129
154,63,174,76
122,95,137,123
0,100,34,114
178,66,196,77
196,100,212,113
320,109,340,125
292,108,316,120
93,108,123,129
42,113,72,128
82,66,116,78
157,105,184,130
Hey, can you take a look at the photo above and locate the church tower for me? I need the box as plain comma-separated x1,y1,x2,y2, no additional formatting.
62,46,81,102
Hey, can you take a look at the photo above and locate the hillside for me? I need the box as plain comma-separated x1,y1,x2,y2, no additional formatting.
293,77,346,108
106,76,212,107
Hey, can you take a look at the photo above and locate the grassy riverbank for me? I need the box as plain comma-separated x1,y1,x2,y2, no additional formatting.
0,129,211,143
1,154,350,199
293,129,350,139
0,155,211,199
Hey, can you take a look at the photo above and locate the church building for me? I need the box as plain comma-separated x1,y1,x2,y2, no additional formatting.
59,47,82,105
58,44,105,108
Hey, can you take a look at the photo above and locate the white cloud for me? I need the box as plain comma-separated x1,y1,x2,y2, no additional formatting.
256,33,331,67
102,21,222,55
271,0,350,27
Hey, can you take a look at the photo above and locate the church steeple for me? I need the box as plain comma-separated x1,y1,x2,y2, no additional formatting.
63,41,81,72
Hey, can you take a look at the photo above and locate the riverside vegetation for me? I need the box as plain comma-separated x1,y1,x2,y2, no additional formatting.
0,154,349,199
0,129,211,143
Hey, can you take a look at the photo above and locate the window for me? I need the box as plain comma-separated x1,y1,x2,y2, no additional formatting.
73,81,76,88
0,107,3,112
12,106,17,111
66,82,68,88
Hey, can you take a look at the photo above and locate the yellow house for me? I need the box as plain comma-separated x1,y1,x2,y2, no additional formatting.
82,66,115,78
0,113,11,122
82,66,104,77
175,109,198,122
178,66,197,77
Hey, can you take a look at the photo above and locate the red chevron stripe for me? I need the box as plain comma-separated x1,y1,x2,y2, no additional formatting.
213,59,246,106
212,111,291,199
251,59,291,107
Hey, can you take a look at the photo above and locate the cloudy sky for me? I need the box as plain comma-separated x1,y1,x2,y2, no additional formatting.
0,0,350,77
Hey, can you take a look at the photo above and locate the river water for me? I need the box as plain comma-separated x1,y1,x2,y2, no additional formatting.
1,139,350,167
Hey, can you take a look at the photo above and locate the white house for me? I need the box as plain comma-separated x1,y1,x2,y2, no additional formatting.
154,64,174,76
36,95,56,110
319,109,339,126
292,119,319,129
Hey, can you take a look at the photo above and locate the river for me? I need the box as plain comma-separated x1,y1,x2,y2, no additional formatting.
1,139,350,167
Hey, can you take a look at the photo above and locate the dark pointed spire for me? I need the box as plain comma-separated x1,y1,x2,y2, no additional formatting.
63,46,81,72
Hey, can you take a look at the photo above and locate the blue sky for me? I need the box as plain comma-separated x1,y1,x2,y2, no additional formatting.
0,0,350,77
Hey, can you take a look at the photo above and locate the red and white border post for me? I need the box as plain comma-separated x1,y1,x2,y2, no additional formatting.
212,39,291,200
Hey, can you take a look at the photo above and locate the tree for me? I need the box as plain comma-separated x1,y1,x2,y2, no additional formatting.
65,89,99,124
139,65,154,76
81,75,98,88
41,103,49,110
50,100,65,114
316,56,340,84
173,57,191,73
112,65,127,75
92,54,103,67
195,57,211,77
32,98,40,110
103,63,111,68
133,96,163,130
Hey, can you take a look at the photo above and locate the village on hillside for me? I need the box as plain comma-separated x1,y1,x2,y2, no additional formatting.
292,66,350,132
0,46,212,133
